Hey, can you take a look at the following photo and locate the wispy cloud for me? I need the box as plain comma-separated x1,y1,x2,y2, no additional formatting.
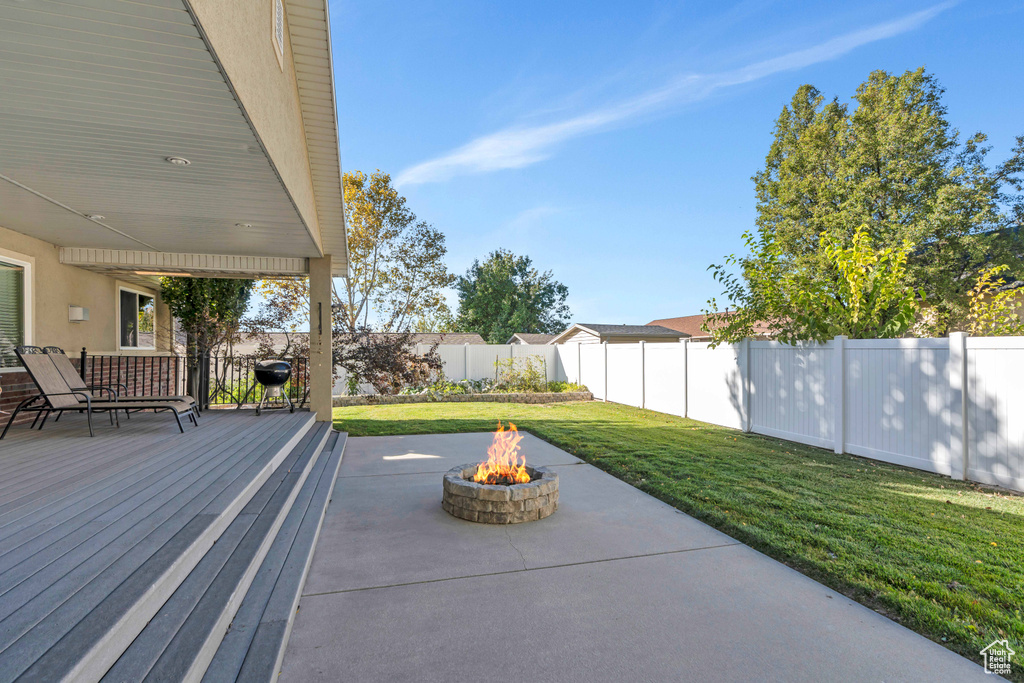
396,3,953,186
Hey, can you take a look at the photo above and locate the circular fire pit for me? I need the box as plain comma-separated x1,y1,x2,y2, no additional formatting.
442,464,558,524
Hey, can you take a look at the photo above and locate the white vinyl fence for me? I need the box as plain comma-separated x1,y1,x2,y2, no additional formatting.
570,335,1024,492
332,343,567,395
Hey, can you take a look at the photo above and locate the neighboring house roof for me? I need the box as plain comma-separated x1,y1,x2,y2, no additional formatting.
647,315,713,338
506,333,557,344
647,313,775,339
550,323,688,345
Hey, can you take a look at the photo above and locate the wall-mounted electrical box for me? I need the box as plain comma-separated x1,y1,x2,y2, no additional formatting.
69,305,89,323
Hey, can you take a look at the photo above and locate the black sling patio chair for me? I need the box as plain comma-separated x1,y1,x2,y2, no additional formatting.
42,347,197,421
0,347,197,438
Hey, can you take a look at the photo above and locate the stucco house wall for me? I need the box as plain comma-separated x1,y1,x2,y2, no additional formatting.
188,0,321,249
0,225,173,361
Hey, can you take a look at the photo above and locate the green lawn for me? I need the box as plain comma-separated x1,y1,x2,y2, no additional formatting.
334,400,1024,675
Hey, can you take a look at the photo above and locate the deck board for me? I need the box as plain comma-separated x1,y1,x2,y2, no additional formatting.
0,409,314,682
0,423,270,593
0,418,257,546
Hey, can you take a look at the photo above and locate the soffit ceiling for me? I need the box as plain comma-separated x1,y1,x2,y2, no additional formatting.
0,0,330,264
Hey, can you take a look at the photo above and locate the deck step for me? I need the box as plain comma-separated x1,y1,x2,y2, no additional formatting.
203,432,346,683
0,413,316,683
100,423,333,683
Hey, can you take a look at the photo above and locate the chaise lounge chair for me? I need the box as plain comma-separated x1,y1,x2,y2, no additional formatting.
0,347,197,438
42,346,197,415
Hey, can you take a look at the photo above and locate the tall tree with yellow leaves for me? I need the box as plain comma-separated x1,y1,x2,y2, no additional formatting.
254,170,454,334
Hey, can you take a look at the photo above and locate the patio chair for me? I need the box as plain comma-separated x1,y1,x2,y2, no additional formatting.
42,347,197,419
0,347,196,438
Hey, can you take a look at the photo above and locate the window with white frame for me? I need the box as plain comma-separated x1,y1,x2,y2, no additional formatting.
0,256,30,367
119,287,155,349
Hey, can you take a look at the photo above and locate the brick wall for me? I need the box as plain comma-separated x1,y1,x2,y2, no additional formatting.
0,368,42,426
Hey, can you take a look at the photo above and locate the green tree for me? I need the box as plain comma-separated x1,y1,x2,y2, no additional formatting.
160,277,254,355
411,305,455,333
160,278,254,399
255,169,455,333
707,225,920,344
967,265,1024,336
455,249,570,344
721,68,1023,336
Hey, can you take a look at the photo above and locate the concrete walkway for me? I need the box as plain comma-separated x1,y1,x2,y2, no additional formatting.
280,433,987,682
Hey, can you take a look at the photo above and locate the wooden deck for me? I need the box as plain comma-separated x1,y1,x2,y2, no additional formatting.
0,408,342,682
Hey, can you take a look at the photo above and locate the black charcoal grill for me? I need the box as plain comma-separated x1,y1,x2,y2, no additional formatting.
251,359,294,415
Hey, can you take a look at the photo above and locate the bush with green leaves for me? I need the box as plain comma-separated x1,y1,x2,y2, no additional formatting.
547,381,589,393
493,355,548,393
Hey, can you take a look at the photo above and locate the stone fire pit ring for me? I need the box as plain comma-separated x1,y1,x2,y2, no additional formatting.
442,464,558,524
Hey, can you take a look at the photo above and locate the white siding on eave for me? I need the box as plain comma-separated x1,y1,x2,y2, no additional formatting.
561,328,602,344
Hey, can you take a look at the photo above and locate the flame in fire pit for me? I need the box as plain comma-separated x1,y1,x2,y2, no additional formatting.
473,421,530,485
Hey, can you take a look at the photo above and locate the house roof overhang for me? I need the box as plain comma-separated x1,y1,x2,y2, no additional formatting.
0,0,348,278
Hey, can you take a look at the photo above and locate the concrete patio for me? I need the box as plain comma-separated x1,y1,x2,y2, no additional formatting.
281,432,988,682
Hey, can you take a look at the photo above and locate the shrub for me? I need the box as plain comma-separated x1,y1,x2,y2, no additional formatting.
494,355,548,393
547,381,588,393
399,378,472,400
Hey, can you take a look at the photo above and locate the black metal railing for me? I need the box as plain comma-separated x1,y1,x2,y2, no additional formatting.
207,355,309,409
80,350,309,412
81,350,186,402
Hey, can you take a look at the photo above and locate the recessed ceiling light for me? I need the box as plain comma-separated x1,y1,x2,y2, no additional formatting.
165,156,191,166
86,214,105,221
235,223,253,228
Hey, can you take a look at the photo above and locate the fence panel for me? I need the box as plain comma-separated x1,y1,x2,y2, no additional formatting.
606,344,642,408
545,335,1021,491
843,339,953,475
686,342,744,430
643,343,686,416
511,344,561,381
579,343,606,399
555,343,580,384
749,341,833,449
434,345,468,380
966,337,1024,490
466,345,511,380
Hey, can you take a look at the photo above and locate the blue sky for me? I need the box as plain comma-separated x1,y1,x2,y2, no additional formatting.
327,0,1024,326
